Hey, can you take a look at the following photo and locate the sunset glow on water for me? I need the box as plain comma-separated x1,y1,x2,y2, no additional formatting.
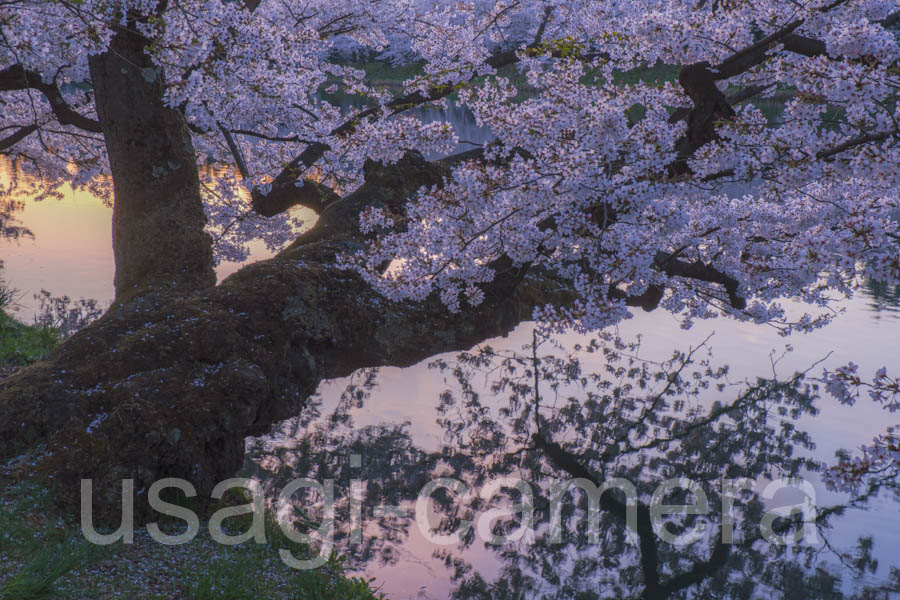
0,161,307,319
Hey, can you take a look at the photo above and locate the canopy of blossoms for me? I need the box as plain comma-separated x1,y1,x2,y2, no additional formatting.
2,0,899,488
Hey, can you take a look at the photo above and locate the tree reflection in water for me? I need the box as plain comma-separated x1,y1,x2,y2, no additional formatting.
245,333,900,600
865,280,900,316
0,195,28,242
0,159,36,242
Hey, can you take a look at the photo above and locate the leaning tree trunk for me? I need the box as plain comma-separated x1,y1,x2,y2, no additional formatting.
0,153,547,521
89,28,215,302
0,29,753,523
1,26,547,521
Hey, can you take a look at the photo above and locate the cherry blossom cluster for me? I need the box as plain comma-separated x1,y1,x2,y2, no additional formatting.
198,168,305,264
350,0,900,335
1,0,472,257
820,363,900,492
822,363,900,410
3,0,900,500
823,430,899,494
2,0,899,325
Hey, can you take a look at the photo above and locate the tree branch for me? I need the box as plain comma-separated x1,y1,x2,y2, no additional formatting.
531,432,664,597
780,33,827,58
255,0,867,215
218,123,250,179
0,123,38,151
880,9,900,29
250,24,563,216
700,127,898,183
0,153,541,521
654,251,745,310
712,0,848,80
817,129,898,161
533,428,735,598
249,143,341,217
0,64,102,133
668,84,773,124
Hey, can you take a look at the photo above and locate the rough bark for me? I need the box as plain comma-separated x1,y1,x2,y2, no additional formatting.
0,153,547,521
88,29,215,302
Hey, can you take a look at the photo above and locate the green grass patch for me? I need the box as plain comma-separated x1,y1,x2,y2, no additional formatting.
187,549,263,600
184,548,385,600
0,483,62,554
293,553,385,600
0,283,60,367
0,481,386,600
0,539,99,600
0,311,59,366
0,483,105,600
180,494,385,599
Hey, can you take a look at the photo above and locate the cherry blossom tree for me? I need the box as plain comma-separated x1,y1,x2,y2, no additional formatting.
0,0,898,515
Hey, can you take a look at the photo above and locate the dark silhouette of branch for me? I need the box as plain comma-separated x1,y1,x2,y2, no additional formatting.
218,123,250,179
0,64,102,133
654,251,745,310
713,0,848,80
252,14,562,216
880,9,900,28
533,432,732,599
700,127,899,183
0,124,38,151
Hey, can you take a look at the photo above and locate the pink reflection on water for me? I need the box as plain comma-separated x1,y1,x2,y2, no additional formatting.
0,167,298,319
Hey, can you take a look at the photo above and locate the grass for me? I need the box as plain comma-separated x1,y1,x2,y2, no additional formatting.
0,311,59,366
612,62,680,86
186,549,385,600
0,482,386,600
180,500,385,600
0,483,99,600
0,483,64,555
187,550,264,600
353,60,425,86
292,554,386,600
0,281,59,367
0,540,98,600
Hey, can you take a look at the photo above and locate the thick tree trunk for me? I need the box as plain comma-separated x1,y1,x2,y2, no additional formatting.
89,29,215,301
0,28,754,522
0,153,543,521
